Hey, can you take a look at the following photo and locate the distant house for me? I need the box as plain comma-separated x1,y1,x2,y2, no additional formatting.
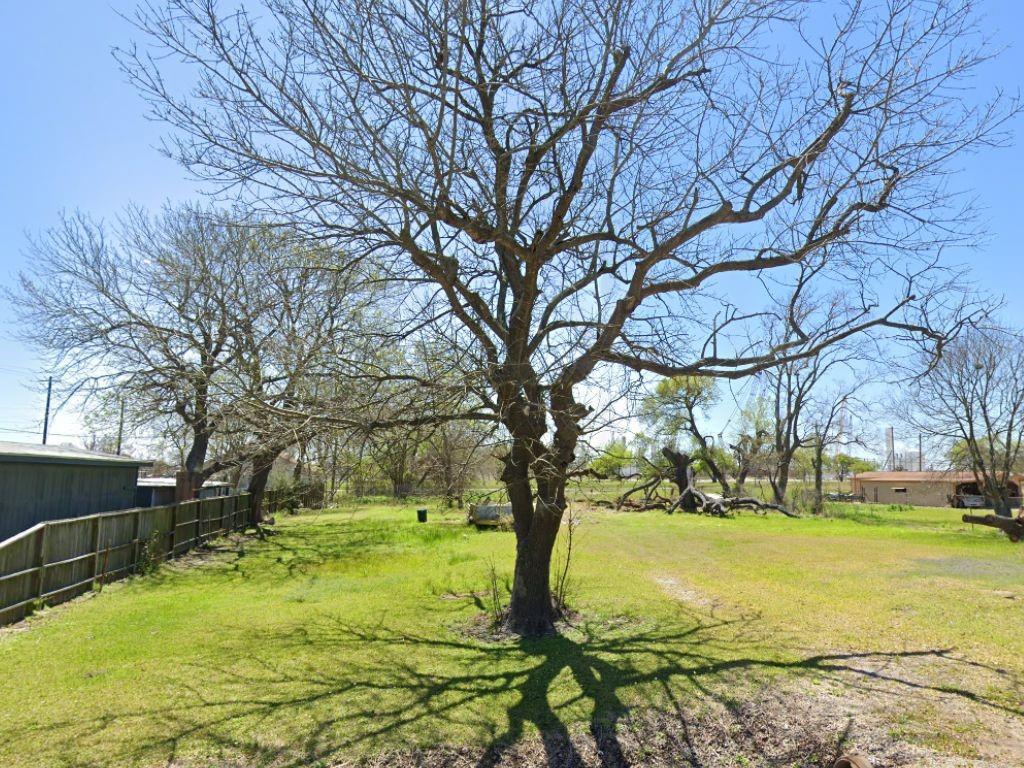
851,471,1024,508
0,441,152,542
135,477,233,508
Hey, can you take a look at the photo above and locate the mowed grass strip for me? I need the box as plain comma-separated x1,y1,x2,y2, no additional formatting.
0,502,1021,767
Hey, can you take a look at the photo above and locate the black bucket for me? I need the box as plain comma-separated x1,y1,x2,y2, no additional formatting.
416,508,428,523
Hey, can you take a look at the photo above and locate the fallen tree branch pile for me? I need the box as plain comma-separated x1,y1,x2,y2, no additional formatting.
614,474,675,511
610,448,797,518
685,486,800,518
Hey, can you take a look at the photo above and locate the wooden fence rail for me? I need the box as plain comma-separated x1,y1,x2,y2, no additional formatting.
0,493,252,627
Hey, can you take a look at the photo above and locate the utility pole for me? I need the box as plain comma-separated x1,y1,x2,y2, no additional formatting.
919,434,924,472
116,398,125,456
42,376,53,445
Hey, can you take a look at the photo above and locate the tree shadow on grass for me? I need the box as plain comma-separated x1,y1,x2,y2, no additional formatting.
146,517,433,586
6,608,1022,767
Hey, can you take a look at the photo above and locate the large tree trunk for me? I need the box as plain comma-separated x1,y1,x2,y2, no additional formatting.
506,496,561,636
248,450,279,525
987,483,1011,520
501,433,561,636
183,426,211,499
663,447,698,512
500,377,582,638
981,475,1014,518
735,465,750,495
962,513,1024,542
770,464,790,505
812,445,825,515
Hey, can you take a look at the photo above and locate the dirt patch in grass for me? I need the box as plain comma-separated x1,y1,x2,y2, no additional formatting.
653,574,717,609
800,648,1024,767
457,609,592,643
329,682,1009,768
340,622,1023,768
166,532,251,570
912,556,1024,582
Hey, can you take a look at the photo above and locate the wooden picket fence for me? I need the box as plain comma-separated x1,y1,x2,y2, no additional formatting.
0,493,252,627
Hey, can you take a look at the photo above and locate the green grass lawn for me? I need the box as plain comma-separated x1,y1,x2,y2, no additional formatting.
1,500,1022,767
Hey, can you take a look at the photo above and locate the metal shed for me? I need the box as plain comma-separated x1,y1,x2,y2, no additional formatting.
0,441,152,542
135,477,233,507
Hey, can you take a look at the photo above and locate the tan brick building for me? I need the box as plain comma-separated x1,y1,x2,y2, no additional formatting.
851,471,1023,508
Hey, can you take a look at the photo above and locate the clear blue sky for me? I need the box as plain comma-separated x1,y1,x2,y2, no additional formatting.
0,3,198,443
0,1,1022,447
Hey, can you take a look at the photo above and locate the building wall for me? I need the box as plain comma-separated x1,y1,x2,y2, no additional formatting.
0,463,140,541
135,485,176,508
197,485,231,499
854,480,952,507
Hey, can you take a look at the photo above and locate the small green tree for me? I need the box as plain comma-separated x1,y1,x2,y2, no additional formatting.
589,440,635,478
832,453,877,481
641,377,735,494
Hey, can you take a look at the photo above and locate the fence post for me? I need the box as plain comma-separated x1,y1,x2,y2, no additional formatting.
91,516,102,582
169,504,178,557
131,508,142,572
32,525,48,599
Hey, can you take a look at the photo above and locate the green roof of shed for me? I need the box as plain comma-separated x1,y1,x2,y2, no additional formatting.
0,441,152,467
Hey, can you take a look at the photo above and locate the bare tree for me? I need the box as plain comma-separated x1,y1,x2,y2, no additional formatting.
901,328,1024,523
760,324,867,505
11,206,369,516
364,426,427,497
12,206,256,490
124,0,1008,635
421,421,497,507
806,388,869,514
210,239,376,519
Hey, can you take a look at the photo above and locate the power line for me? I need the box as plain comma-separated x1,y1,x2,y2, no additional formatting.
0,426,82,437
0,364,39,374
